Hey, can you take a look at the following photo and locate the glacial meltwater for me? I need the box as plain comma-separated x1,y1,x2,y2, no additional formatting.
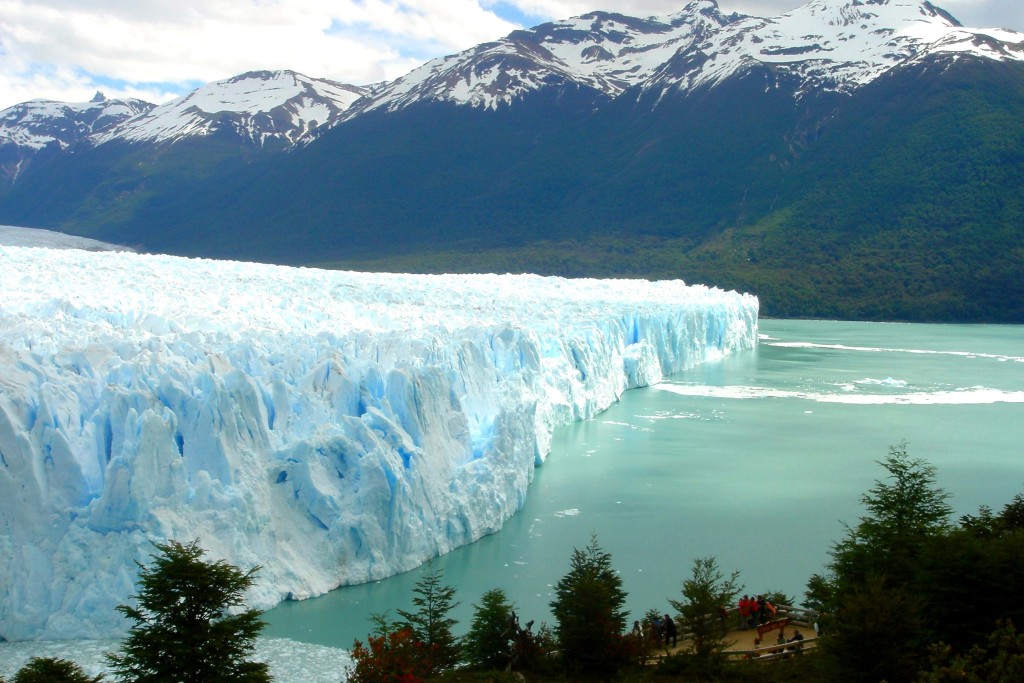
4,319,1022,681
261,319,1024,649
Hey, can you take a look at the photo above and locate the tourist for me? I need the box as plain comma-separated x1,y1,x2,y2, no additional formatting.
788,629,805,653
663,613,677,647
650,614,663,645
738,595,751,629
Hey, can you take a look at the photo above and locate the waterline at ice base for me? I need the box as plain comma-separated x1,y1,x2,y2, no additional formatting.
0,244,757,640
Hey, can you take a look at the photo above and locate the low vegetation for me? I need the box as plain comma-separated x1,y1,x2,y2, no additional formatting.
5,443,1022,682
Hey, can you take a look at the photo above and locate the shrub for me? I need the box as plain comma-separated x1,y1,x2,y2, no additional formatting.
348,626,435,683
12,657,102,683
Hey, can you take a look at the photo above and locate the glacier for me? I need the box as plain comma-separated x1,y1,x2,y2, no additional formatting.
0,244,757,641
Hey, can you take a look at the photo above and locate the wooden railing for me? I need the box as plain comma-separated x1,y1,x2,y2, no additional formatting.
651,603,819,664
725,635,818,661
692,603,817,635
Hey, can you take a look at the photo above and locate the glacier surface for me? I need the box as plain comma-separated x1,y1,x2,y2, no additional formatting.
0,245,757,641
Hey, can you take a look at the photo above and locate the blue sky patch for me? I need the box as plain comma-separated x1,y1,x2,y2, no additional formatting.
487,1,550,29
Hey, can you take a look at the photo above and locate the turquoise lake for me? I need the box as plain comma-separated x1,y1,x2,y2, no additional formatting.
263,319,1024,649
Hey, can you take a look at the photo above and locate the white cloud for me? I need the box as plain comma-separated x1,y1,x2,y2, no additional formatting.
0,0,1021,110
0,0,517,108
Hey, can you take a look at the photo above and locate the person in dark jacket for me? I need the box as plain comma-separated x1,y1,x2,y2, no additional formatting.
663,613,677,647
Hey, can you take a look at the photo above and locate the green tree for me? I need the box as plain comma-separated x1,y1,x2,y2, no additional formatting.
12,658,102,683
915,498,1024,649
462,588,515,670
106,539,270,682
830,440,952,587
669,557,742,666
817,443,953,683
549,534,630,675
824,575,926,683
396,568,461,673
803,573,834,613
921,620,1024,682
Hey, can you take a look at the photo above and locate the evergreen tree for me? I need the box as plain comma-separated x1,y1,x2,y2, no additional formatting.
396,568,461,673
463,588,515,670
817,443,953,683
106,539,271,682
12,658,102,683
825,575,927,683
550,534,630,675
669,556,741,665
830,440,952,587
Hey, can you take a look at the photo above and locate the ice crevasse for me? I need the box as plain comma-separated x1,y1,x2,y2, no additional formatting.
0,245,758,640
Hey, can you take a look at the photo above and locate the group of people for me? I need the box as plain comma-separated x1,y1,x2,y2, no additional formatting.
632,613,678,648
737,594,777,629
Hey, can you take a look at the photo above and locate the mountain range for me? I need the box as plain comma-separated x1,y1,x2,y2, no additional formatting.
1,0,1022,322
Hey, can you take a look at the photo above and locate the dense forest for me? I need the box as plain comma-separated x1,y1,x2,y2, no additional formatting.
314,59,1024,323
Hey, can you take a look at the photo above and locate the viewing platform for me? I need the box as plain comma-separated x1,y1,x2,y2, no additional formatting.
647,604,820,663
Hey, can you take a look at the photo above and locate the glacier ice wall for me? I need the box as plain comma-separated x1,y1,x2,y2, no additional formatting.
0,246,758,640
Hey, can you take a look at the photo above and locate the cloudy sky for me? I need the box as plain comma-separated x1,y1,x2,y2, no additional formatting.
1,0,1021,111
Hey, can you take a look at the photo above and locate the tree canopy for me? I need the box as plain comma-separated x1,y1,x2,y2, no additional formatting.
550,534,630,675
396,568,461,674
669,556,742,664
106,539,270,683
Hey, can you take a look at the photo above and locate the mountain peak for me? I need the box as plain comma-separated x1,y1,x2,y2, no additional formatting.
640,0,1019,98
921,0,963,27
352,1,733,114
92,69,368,147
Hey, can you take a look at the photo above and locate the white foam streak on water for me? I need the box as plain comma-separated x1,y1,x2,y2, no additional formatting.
855,377,907,387
0,638,351,682
765,340,1024,363
654,383,1024,405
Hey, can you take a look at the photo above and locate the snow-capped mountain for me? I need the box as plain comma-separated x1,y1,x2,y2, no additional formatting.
2,1,1021,148
0,93,152,183
0,92,152,152
0,0,1022,323
92,70,368,148
348,0,1022,113
643,0,1024,98
350,1,732,113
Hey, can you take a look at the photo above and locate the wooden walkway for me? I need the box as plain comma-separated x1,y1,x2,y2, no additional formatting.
647,604,819,663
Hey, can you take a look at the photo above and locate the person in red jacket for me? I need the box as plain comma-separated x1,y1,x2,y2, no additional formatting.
738,595,751,630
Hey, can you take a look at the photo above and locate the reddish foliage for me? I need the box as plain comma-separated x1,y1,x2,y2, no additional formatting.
348,627,438,683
